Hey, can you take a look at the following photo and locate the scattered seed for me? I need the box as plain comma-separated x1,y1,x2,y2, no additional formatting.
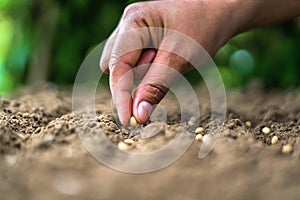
271,136,279,145
262,127,271,135
195,134,203,141
245,121,252,127
129,116,138,127
282,144,293,155
118,142,129,151
195,127,204,134
202,134,209,143
124,138,134,145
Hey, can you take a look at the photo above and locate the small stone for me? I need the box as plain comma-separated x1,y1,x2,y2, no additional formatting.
262,127,271,135
129,116,138,127
195,134,203,141
55,124,62,130
44,133,55,142
124,138,134,145
195,127,204,134
13,132,27,140
282,144,293,155
118,142,129,151
245,121,252,127
271,136,278,145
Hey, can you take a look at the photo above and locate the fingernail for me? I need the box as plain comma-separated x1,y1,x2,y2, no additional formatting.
137,101,153,123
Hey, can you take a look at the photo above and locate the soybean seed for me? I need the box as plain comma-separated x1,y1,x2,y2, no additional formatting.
195,134,203,141
124,138,134,145
118,142,129,151
282,144,293,155
195,127,204,134
129,116,138,127
271,136,278,145
202,134,209,143
262,127,271,135
245,121,252,127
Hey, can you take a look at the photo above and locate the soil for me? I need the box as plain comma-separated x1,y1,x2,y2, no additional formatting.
0,82,300,200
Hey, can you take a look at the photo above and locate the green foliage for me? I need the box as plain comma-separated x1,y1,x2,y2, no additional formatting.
214,23,300,89
0,0,299,94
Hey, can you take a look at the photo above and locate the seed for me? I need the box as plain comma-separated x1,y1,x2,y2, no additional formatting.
202,134,209,143
271,136,279,145
124,138,134,145
195,127,204,134
195,134,203,141
262,127,271,135
129,116,138,127
245,121,252,127
118,142,129,151
282,144,293,155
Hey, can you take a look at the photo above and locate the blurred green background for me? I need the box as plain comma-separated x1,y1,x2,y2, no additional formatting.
0,0,299,94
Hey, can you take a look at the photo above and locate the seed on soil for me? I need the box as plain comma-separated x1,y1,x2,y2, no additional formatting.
129,116,138,127
271,136,279,145
262,127,271,135
195,134,203,141
124,138,134,145
202,134,209,143
195,127,204,134
281,144,293,155
118,142,129,151
245,121,252,127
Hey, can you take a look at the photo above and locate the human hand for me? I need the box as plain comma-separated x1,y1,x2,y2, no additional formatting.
100,0,300,125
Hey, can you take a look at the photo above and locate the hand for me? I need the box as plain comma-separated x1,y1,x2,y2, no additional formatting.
100,0,300,125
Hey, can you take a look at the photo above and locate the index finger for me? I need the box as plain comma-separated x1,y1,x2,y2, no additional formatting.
109,28,150,125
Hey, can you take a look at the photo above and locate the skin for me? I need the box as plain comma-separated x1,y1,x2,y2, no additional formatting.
100,0,300,125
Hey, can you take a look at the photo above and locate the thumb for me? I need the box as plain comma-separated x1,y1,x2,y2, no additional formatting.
133,50,189,124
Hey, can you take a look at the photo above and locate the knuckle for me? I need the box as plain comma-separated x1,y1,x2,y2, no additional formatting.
137,83,167,104
123,2,147,21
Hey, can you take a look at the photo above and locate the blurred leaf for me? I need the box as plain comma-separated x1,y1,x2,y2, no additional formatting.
0,66,15,93
0,15,14,61
218,66,243,88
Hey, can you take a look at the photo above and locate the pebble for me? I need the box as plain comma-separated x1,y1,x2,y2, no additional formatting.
271,136,279,145
262,127,271,135
282,144,293,155
44,133,55,142
195,134,203,141
124,138,134,145
129,116,138,127
245,121,252,127
118,142,129,151
195,127,204,134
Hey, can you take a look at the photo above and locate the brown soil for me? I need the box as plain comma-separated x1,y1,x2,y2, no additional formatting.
0,82,300,200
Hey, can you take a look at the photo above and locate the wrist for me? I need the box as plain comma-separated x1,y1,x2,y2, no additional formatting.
228,0,300,35
223,0,261,36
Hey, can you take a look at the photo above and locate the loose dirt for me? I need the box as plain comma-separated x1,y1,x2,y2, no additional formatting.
0,82,299,200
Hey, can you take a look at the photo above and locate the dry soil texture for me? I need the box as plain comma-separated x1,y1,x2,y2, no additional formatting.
0,83,300,200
